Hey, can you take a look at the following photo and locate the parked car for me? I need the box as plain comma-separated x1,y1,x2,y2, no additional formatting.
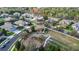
0,44,6,49
57,29,64,33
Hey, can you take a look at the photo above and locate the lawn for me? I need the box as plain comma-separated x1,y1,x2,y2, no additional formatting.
0,18,4,20
0,28,14,36
6,31,14,36
65,25,73,32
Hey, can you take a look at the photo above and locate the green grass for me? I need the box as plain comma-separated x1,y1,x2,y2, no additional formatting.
6,31,14,36
11,45,17,51
65,25,73,32
31,21,37,26
0,28,14,36
0,18,5,26
0,18,4,20
0,18,4,22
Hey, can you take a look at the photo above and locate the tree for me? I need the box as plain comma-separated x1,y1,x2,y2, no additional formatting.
69,30,77,36
19,44,25,51
45,42,61,51
31,25,35,32
2,29,7,36
15,41,21,50
0,20,4,26
28,22,32,26
43,15,48,20
26,30,30,33
38,45,45,51
44,28,48,33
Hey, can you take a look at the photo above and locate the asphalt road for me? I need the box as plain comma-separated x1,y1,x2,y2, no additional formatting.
0,33,20,51
0,29,24,51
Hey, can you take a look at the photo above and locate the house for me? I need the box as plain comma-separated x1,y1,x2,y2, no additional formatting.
4,17,16,22
0,13,9,18
47,18,57,23
22,13,34,18
21,13,28,17
59,19,72,28
13,12,20,18
32,8,40,14
46,17,60,25
8,15,14,17
24,18,31,22
47,18,53,22
14,20,27,27
35,24,45,32
36,16,44,25
0,22,17,32
21,13,30,18
72,22,79,33
37,16,44,21
48,18,60,22
30,13,34,18
31,17,36,21
24,26,32,32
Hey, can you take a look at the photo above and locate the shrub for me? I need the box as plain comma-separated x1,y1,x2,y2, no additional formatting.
15,41,21,50
0,20,4,26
